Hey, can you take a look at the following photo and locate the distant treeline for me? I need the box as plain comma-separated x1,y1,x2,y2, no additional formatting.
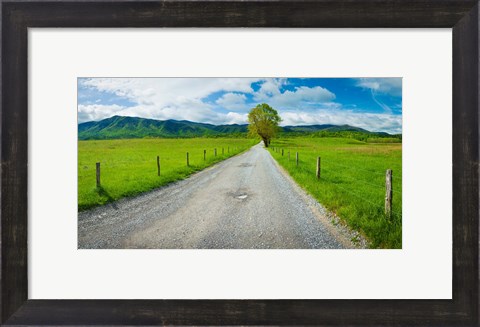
140,130,402,143
78,115,401,142
278,130,402,143
141,132,249,139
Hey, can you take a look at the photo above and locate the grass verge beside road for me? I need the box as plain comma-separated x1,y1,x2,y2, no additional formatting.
78,138,255,211
268,137,402,248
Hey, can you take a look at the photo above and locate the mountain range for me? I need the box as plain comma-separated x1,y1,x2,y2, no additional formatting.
78,115,391,140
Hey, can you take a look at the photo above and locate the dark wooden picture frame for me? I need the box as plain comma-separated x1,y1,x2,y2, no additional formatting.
2,0,478,325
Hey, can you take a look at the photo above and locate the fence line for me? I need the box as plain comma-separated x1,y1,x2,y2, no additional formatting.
96,162,101,188
89,147,247,166
324,175,395,191
385,169,393,217
316,157,320,179
91,145,401,217
269,147,395,177
327,160,404,179
329,181,401,217
268,146,401,217
89,144,248,188
270,148,401,189
321,160,390,177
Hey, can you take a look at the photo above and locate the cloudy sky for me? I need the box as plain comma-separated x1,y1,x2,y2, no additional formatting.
78,77,402,134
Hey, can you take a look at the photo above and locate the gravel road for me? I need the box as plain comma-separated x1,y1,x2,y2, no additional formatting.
78,143,356,249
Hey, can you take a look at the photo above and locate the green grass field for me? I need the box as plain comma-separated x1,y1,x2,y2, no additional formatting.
268,137,402,248
78,138,256,211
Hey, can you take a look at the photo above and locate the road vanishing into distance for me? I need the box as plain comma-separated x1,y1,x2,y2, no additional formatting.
78,143,355,249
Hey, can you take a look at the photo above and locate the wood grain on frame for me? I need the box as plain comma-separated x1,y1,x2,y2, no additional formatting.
1,1,478,325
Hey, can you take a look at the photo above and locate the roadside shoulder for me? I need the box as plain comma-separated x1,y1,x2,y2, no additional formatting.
265,147,370,249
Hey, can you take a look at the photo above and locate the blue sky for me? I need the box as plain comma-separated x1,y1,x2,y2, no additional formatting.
78,78,402,133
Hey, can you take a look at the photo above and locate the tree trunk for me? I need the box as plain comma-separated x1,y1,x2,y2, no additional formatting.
263,137,269,147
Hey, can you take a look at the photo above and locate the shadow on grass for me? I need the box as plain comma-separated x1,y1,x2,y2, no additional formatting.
96,186,119,210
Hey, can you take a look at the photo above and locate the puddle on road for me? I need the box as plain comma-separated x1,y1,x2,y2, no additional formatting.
228,190,250,201
238,163,253,167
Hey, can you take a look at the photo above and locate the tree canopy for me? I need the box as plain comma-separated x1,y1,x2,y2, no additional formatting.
247,103,281,147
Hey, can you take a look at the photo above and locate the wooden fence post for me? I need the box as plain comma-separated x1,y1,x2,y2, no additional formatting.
214,148,217,156
186,152,189,166
157,156,160,176
385,169,392,217
203,149,206,161
96,162,101,187
296,152,299,166
222,147,224,155
316,157,321,179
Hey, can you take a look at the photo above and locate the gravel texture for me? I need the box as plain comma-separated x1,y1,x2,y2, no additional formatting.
78,143,364,249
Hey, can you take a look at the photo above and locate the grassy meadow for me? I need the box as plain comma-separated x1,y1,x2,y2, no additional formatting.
78,138,255,211
268,137,402,248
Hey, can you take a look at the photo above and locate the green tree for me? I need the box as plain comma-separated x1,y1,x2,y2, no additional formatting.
247,103,282,147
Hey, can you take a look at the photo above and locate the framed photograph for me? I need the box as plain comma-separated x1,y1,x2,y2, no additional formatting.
76,76,401,251
2,0,478,325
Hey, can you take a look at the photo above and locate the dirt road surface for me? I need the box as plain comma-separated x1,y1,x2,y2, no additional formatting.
78,143,356,249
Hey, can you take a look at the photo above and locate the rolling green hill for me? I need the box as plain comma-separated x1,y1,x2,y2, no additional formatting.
78,115,399,140
282,124,369,133
78,116,248,140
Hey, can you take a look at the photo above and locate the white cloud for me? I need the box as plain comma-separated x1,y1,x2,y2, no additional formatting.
356,78,402,97
254,78,286,101
280,109,402,134
78,104,126,123
81,78,258,107
124,100,222,124
224,112,248,124
78,78,262,123
216,93,248,111
78,101,249,126
271,86,336,108
78,78,401,133
355,78,402,114
79,78,337,124
253,78,336,109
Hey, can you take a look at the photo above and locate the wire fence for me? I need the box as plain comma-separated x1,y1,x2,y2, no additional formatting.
269,146,402,218
83,144,402,218
322,163,403,192
81,145,249,188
